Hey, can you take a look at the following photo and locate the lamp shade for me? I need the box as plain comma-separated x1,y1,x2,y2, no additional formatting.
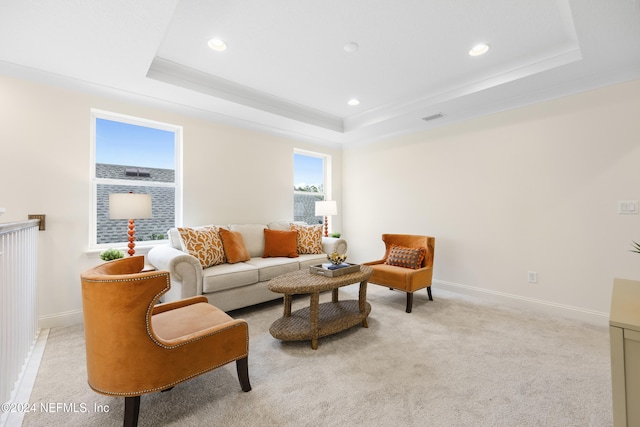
315,200,337,217
109,193,152,220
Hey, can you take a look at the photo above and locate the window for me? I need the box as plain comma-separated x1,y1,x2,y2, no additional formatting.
90,110,182,250
293,150,330,225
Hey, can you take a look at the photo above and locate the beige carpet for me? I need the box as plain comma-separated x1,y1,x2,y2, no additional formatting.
21,285,612,427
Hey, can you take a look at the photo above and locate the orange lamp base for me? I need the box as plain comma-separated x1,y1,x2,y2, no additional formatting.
127,219,136,256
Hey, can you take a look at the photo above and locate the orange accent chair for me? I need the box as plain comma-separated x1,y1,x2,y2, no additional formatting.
364,234,435,313
80,256,251,427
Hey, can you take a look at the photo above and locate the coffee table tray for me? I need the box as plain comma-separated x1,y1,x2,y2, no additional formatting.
309,263,361,277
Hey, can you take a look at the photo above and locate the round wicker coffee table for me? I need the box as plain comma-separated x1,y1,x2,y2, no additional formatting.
267,265,373,349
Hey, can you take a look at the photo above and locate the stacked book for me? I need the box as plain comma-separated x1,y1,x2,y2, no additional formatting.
322,262,351,270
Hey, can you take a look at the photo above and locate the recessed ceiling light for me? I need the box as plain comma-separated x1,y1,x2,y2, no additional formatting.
344,42,359,53
469,43,490,56
422,113,445,122
347,98,360,106
208,38,227,52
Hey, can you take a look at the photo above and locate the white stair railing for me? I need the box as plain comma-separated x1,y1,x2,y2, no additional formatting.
0,219,40,408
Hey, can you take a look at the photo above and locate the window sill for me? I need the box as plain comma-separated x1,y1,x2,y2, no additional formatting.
85,241,168,258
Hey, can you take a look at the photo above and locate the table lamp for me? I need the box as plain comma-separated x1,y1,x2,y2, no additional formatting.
109,193,152,256
315,200,337,237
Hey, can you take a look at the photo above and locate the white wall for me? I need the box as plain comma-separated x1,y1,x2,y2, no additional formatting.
3,71,638,327
0,74,342,328
343,80,640,322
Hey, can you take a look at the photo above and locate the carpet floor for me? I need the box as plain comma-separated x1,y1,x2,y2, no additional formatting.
20,285,612,427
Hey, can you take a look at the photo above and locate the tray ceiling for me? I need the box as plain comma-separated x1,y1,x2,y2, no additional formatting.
0,0,638,145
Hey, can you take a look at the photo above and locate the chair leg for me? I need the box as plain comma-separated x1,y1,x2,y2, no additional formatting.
236,357,252,392
124,396,140,427
427,286,433,301
406,292,413,313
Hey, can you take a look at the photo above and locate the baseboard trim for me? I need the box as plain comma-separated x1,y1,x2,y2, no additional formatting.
0,329,49,427
39,309,83,329
433,279,609,327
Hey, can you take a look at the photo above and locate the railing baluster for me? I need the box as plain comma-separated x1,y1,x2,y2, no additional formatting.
0,220,40,406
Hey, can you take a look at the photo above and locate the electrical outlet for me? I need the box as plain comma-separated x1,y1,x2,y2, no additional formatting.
528,271,537,283
619,201,638,214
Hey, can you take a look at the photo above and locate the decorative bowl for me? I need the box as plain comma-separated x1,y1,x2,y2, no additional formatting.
327,252,347,265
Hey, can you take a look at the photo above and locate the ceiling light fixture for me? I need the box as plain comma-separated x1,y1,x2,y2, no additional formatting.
208,38,227,52
347,98,360,106
344,42,359,53
422,113,444,122
469,43,490,56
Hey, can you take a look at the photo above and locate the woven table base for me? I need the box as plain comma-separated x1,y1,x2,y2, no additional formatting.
270,300,372,342
268,265,373,349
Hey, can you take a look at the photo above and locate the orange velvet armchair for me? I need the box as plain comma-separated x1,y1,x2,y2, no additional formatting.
80,256,251,427
364,234,435,313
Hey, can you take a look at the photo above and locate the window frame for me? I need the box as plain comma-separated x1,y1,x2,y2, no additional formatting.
293,149,332,224
89,109,183,251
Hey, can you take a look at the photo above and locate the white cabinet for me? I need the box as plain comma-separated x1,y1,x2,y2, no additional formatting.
610,278,640,426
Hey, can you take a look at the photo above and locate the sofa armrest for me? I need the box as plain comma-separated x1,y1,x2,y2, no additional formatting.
147,245,203,302
322,236,348,255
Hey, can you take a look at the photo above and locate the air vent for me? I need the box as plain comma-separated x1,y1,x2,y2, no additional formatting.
125,167,151,177
421,113,444,122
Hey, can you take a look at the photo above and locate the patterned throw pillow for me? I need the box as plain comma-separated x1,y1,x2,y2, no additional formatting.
290,223,323,254
177,226,226,268
384,244,426,269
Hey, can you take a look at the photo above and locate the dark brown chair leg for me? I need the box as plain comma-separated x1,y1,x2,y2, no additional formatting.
236,357,252,392
427,287,433,301
406,292,413,313
124,396,140,427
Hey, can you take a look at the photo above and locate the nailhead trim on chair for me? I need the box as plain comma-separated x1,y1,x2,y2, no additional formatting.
89,353,249,396
82,272,169,284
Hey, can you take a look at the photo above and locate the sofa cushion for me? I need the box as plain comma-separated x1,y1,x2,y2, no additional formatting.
245,257,300,281
263,229,299,258
202,262,259,293
385,244,426,269
290,223,323,254
268,220,306,231
168,227,182,250
228,224,267,258
219,228,251,264
176,226,226,268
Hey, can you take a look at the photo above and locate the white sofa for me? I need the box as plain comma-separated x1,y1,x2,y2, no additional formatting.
147,221,347,312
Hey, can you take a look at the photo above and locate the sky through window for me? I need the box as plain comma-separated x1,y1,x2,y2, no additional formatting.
294,153,323,189
96,118,175,169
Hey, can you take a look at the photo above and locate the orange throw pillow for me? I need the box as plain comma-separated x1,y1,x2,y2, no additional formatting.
263,229,299,258
219,228,251,264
